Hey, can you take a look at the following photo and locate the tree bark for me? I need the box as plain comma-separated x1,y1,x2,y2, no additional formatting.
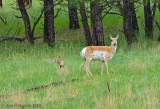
80,2,92,46
123,0,135,45
0,0,2,7
44,0,49,42
130,1,139,33
158,1,160,41
68,1,80,30
158,1,160,11
143,0,154,39
43,0,55,47
90,2,104,46
17,0,34,44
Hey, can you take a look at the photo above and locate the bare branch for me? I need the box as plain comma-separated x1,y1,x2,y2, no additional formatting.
5,27,13,37
109,12,122,16
54,8,61,19
15,16,23,19
31,9,44,36
0,36,42,43
0,16,7,25
155,20,160,30
152,1,157,23
0,37,25,42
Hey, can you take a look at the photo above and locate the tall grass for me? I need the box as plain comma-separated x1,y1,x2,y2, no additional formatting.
0,39,159,108
0,0,160,108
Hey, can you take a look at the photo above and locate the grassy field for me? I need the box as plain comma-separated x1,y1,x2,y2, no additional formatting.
0,0,160,109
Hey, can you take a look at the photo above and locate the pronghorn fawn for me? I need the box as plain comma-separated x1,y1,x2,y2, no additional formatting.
80,34,119,76
55,57,65,69
46,57,66,75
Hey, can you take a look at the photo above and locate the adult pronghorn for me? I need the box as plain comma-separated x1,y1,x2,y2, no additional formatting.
80,34,119,76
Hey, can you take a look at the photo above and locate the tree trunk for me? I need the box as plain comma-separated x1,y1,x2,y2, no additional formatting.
130,2,139,34
143,0,154,39
17,0,34,44
158,1,160,11
90,2,104,46
43,0,55,47
123,0,135,45
158,1,160,41
68,1,80,30
80,2,92,46
0,0,2,7
44,0,49,42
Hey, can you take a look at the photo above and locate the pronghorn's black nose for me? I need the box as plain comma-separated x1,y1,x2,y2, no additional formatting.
114,43,116,46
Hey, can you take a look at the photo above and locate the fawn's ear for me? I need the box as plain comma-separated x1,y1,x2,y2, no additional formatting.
116,34,119,40
110,34,113,40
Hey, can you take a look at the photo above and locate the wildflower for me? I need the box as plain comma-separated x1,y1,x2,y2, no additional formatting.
73,94,76,98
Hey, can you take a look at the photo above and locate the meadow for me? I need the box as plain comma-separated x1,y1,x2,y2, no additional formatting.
0,0,160,108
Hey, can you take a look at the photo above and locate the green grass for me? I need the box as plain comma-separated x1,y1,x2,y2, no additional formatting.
0,0,160,108
0,40,159,108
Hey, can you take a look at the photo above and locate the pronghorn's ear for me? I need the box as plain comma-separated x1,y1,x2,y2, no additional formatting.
110,34,113,40
116,34,119,40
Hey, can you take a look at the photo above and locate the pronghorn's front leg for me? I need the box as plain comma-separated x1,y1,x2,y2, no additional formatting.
84,58,92,76
101,61,104,75
105,59,109,75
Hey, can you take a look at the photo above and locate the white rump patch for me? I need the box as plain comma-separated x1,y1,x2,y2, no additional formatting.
80,47,86,59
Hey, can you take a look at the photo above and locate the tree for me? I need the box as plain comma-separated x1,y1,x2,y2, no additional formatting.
44,0,49,42
43,0,55,47
90,1,104,46
122,0,136,45
0,0,2,7
17,0,34,44
115,0,137,45
80,2,92,46
157,1,160,41
143,0,156,39
130,1,139,33
155,21,160,41
158,0,160,11
68,1,80,30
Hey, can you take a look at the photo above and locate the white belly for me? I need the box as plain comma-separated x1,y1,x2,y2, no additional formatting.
80,48,113,61
92,51,106,61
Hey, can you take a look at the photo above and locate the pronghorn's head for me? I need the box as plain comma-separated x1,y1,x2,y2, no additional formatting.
110,34,119,47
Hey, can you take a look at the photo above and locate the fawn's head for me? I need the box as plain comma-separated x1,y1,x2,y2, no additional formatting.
110,34,119,47
55,57,60,63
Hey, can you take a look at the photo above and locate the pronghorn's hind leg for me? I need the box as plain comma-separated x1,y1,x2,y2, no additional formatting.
101,61,104,75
